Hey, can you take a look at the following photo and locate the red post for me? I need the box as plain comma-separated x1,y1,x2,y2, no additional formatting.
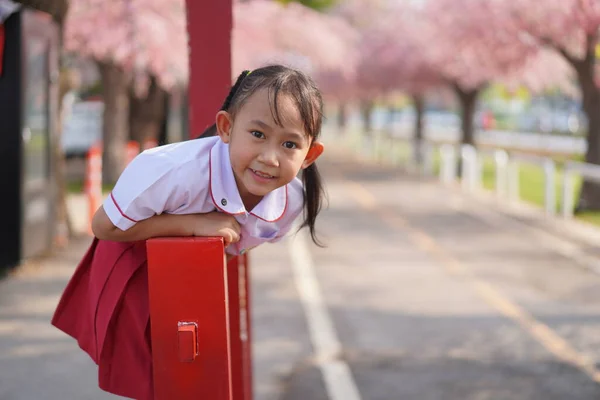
227,253,253,399
185,0,232,138
152,4,250,398
147,239,253,399
147,238,233,399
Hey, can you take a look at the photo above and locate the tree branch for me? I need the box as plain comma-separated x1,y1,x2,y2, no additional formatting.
538,36,580,67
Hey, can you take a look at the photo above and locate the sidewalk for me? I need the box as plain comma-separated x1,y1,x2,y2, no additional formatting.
0,195,113,399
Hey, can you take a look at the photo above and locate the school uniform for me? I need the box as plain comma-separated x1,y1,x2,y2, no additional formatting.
51,136,304,399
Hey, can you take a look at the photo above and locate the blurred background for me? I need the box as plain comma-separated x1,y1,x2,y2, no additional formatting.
2,0,599,265
3,0,600,398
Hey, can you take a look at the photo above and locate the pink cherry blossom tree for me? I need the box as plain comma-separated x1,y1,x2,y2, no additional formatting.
354,4,444,146
421,0,541,146
232,0,357,78
65,0,187,182
319,0,396,132
326,0,572,168
490,0,600,210
67,0,356,182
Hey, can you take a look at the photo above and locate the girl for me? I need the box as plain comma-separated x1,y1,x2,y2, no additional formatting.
51,65,326,399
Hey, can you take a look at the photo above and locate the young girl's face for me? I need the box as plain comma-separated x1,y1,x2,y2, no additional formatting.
216,88,323,208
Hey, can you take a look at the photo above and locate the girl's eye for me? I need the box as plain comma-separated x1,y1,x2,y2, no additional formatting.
251,131,265,139
283,141,297,149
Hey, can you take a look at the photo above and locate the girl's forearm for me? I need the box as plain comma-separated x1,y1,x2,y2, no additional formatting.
93,208,195,242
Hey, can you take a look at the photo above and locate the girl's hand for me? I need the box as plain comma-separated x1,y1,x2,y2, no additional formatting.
191,212,241,247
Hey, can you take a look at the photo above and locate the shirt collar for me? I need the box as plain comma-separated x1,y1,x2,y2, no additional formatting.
209,139,288,222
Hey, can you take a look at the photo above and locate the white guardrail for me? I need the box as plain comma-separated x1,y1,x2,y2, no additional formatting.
439,144,558,216
336,128,600,220
562,161,600,218
437,144,556,213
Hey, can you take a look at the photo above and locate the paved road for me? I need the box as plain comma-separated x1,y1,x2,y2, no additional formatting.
274,148,600,400
3,148,600,399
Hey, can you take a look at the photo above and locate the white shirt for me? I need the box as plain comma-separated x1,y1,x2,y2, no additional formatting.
103,136,304,255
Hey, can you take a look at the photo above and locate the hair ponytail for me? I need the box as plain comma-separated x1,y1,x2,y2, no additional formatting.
300,163,325,247
197,70,251,138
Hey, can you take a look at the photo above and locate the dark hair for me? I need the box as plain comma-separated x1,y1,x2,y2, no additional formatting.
200,65,326,246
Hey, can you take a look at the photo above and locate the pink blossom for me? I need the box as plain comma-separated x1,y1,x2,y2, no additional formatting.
232,0,358,78
65,0,188,90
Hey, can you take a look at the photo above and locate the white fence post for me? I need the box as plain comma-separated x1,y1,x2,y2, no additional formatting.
440,144,456,184
562,164,575,218
461,144,478,192
362,134,373,160
508,160,520,202
415,141,434,176
372,131,380,161
423,142,434,176
494,149,509,199
389,137,398,166
543,158,556,215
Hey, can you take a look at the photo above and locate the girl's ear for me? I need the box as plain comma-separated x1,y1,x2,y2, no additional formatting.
216,111,233,143
302,141,324,169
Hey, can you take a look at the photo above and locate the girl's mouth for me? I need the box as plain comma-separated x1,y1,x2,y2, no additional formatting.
250,169,276,179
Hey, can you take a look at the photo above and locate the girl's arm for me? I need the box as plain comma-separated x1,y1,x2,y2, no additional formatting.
92,206,241,245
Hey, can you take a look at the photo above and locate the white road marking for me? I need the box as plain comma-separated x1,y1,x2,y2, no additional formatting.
288,229,362,400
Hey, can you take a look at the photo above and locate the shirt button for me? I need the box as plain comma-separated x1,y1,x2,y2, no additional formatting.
221,198,227,206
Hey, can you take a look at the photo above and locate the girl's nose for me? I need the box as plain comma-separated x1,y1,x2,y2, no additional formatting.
258,148,279,166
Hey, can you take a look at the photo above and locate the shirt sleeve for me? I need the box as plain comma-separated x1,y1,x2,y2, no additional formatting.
102,150,189,231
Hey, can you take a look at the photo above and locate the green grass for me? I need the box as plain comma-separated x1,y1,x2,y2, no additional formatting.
479,158,565,207
577,212,600,225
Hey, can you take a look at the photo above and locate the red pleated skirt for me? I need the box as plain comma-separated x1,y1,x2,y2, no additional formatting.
51,238,154,400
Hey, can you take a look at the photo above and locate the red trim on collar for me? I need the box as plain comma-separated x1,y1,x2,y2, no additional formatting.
209,150,246,215
110,192,138,223
249,185,288,223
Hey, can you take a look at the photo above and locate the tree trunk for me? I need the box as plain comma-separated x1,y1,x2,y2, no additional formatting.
129,76,167,145
99,61,129,184
453,84,481,146
412,94,425,166
157,93,170,146
385,103,396,134
574,41,600,212
360,100,374,135
337,102,347,131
